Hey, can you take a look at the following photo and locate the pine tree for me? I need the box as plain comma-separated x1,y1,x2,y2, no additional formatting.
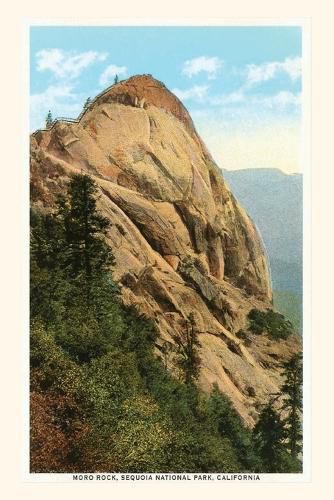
83,97,92,110
205,385,260,470
172,313,201,384
56,174,114,281
31,174,119,361
30,209,68,327
253,399,286,472
45,110,53,128
281,352,303,458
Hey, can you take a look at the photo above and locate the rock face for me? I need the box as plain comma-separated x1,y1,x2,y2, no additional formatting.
30,75,300,425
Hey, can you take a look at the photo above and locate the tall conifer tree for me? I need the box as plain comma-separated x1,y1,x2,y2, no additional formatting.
281,352,303,458
253,400,285,472
56,174,114,282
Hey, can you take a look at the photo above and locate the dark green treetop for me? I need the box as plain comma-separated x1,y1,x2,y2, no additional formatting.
45,110,53,128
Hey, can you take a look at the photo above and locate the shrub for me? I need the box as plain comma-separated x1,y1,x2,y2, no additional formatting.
247,308,293,339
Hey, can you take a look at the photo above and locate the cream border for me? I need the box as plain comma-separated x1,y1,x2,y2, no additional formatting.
1,0,330,498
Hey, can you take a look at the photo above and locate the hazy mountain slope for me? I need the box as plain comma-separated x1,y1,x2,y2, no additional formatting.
273,290,302,333
222,168,302,331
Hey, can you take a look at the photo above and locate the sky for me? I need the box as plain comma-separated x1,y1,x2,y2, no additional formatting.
30,26,302,174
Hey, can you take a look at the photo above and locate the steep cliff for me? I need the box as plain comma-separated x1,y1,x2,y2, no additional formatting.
30,75,300,425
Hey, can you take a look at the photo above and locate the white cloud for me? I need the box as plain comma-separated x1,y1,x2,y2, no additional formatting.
217,90,301,110
194,87,300,111
260,91,301,108
246,57,302,85
30,84,83,131
172,85,209,102
172,82,300,115
283,57,302,80
99,64,127,86
182,56,222,79
36,49,108,79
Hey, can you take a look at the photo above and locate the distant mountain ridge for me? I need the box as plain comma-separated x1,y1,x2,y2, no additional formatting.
222,168,302,332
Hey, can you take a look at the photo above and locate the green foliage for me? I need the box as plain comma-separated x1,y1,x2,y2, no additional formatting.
30,210,69,328
111,395,174,472
31,174,120,362
30,321,79,392
247,308,294,339
30,173,302,473
253,401,286,472
203,386,261,470
56,173,114,281
281,353,303,460
45,110,53,128
250,352,303,473
172,313,201,384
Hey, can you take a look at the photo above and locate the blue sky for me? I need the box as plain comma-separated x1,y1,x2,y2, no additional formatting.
30,26,302,173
